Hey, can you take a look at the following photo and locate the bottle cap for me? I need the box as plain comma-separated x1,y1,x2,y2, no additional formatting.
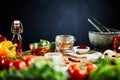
14,20,20,26
14,20,20,24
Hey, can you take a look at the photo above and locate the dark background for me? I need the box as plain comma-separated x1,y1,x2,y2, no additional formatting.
0,0,120,51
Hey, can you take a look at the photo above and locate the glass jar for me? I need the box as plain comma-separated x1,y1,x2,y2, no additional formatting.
55,35,75,53
29,43,50,56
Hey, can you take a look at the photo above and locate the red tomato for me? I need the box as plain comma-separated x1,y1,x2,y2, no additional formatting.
12,60,26,70
86,62,97,73
68,64,79,79
0,54,10,69
24,57,34,67
0,59,11,70
68,64,88,80
0,59,3,69
74,69,88,80
86,61,94,66
0,54,6,60
69,64,79,69
68,67,76,79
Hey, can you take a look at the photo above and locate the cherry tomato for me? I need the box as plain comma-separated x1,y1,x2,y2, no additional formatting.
74,69,88,80
68,64,78,78
86,61,94,66
68,67,76,79
68,64,88,80
86,62,97,73
0,58,11,70
24,57,34,67
0,54,6,60
12,60,26,70
0,55,9,70
0,59,3,69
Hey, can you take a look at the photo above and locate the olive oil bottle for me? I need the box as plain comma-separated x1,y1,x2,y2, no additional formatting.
11,20,23,53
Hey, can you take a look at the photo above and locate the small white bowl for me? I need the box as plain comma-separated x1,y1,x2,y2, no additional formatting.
73,46,90,53
44,52,62,59
44,52,63,65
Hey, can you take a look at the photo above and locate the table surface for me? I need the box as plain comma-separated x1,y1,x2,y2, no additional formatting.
21,51,87,66
21,50,120,66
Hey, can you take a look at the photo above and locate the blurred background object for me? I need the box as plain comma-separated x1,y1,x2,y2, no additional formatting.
0,0,120,51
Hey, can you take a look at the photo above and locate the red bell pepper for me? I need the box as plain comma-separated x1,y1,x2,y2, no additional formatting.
113,36,120,53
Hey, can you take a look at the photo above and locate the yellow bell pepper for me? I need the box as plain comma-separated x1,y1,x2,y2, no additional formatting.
0,40,16,58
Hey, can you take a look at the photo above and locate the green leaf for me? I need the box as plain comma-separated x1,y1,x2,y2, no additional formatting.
38,39,50,47
50,42,56,51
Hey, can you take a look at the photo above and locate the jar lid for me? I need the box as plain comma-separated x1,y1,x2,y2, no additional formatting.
56,35,76,41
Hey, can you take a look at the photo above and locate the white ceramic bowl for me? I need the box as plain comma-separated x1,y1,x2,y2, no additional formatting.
73,46,90,53
44,52,62,59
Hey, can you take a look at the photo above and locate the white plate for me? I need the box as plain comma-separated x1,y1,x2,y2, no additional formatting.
64,51,102,62
73,46,90,53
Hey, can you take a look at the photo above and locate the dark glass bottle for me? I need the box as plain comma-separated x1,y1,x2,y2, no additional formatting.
11,20,23,53
12,33,22,52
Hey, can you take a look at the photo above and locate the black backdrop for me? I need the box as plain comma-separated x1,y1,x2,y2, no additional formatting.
0,0,120,51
